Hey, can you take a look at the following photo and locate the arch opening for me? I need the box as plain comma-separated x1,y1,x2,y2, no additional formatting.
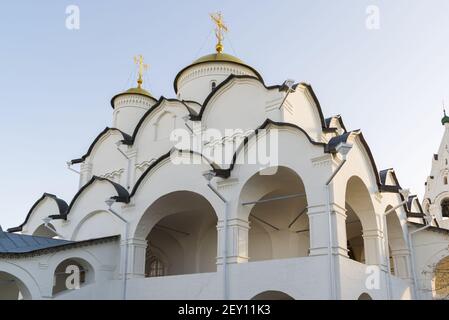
240,167,309,262
345,176,378,265
0,272,31,300
385,207,409,279
138,191,218,277
251,290,294,300
358,292,373,300
52,258,94,296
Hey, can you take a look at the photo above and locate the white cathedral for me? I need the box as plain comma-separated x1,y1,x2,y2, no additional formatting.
1,15,449,300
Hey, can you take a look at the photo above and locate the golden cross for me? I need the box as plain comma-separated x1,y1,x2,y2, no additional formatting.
134,54,149,88
210,12,228,53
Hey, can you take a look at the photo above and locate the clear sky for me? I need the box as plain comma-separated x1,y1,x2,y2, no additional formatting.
1,0,448,229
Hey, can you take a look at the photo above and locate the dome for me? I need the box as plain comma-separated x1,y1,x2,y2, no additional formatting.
174,52,263,95
442,111,449,125
110,86,154,108
123,86,152,97
192,52,245,64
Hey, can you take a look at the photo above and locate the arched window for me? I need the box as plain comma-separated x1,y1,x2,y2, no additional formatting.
52,258,93,295
442,199,449,218
211,80,217,91
147,256,165,277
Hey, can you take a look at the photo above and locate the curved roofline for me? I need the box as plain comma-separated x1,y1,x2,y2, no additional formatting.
327,131,382,191
126,97,198,145
110,91,158,109
71,128,132,164
50,176,129,220
221,119,328,178
8,193,68,233
188,76,327,131
191,74,282,121
128,120,386,199
173,59,264,94
295,83,327,130
128,148,226,199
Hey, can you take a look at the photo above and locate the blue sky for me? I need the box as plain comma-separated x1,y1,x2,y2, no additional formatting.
1,0,448,229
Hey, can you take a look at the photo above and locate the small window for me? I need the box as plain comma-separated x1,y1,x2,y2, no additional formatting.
446,159,448,165
445,176,448,185
211,81,217,91
148,256,165,277
442,199,449,218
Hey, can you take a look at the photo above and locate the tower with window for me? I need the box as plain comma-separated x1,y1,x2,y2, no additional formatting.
423,111,449,226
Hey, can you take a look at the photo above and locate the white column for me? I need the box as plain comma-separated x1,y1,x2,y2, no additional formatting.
123,237,147,278
363,228,386,269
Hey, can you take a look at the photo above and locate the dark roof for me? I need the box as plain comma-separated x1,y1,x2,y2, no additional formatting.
324,115,347,133
378,168,402,192
325,131,355,153
0,231,72,254
7,193,68,233
0,233,119,259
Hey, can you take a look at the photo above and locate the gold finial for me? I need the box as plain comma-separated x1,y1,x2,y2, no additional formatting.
210,12,228,53
134,55,149,88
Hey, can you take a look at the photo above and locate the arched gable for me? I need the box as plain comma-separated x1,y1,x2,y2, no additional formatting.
131,99,192,169
49,177,128,226
71,128,132,165
196,76,282,134
215,119,326,178
8,194,68,234
283,83,326,141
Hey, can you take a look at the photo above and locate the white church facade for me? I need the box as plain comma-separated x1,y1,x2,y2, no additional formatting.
1,15,449,300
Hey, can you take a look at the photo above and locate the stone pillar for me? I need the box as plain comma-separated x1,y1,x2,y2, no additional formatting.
363,228,386,269
122,237,147,278
331,203,349,257
227,218,250,264
391,248,413,281
307,204,329,256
